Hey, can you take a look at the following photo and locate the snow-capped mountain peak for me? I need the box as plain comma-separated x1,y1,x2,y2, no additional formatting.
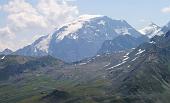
55,15,141,41
15,15,142,62
55,15,106,41
139,22,163,38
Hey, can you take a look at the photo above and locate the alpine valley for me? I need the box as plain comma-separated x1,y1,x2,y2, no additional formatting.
1,14,170,103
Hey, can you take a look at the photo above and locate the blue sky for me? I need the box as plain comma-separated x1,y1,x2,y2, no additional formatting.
75,0,170,28
0,0,170,51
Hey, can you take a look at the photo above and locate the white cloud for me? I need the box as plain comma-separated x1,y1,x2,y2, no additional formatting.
0,0,79,50
3,0,37,14
0,27,15,51
8,12,48,29
0,27,15,39
3,0,48,29
37,0,79,28
161,6,170,13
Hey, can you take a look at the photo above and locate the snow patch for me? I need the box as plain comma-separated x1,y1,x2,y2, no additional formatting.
131,57,139,61
57,21,83,40
122,52,130,61
98,20,106,25
35,34,52,53
149,41,156,44
1,56,5,60
135,49,145,55
127,65,131,68
104,63,110,67
79,63,87,65
125,52,130,56
96,55,100,57
123,57,129,61
107,61,126,70
114,28,131,35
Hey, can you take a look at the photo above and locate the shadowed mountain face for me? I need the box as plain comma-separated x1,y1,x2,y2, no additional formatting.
98,35,148,54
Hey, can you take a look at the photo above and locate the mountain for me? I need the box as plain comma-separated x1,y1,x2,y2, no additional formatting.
162,21,170,33
0,48,13,55
139,22,163,38
98,34,148,54
2,31,170,103
105,31,170,103
15,15,142,62
40,30,170,103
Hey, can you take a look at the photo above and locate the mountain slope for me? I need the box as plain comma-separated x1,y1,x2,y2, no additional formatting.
15,35,52,57
0,55,64,81
98,34,148,54
3,31,170,103
15,15,142,62
139,22,163,38
106,31,170,103
0,51,127,103
41,34,170,103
